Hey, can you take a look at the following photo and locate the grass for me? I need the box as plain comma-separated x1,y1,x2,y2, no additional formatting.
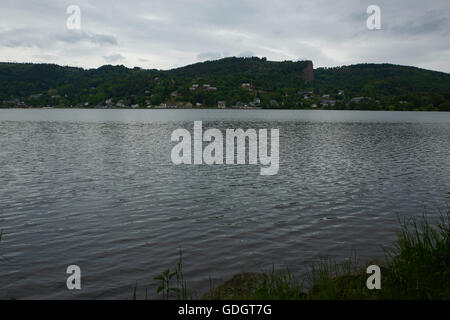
203,269,306,300
382,211,450,299
152,210,450,300
139,250,191,300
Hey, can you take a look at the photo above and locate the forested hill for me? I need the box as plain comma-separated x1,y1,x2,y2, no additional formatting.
1,57,449,111
169,57,314,86
314,64,450,97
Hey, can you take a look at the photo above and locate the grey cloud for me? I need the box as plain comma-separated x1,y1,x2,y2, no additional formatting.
237,51,255,58
197,52,223,61
0,28,117,48
0,28,47,48
55,31,118,46
33,54,58,61
0,0,449,72
102,54,125,62
390,13,449,36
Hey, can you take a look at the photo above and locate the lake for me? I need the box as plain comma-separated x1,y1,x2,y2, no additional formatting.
0,109,449,299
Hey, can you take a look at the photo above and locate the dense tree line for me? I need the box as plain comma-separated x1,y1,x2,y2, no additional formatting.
1,57,449,111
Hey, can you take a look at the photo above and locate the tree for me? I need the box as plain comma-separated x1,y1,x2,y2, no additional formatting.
438,101,450,111
150,94,163,106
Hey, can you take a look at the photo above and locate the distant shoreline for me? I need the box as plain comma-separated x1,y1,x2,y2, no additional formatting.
1,107,449,112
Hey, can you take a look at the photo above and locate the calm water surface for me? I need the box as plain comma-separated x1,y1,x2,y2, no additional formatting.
0,109,449,299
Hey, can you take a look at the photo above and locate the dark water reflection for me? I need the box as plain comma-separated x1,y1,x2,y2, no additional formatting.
0,109,449,299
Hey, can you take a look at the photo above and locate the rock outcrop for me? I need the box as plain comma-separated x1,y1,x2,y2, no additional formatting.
303,60,314,83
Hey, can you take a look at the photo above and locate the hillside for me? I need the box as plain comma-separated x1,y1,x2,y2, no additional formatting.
1,57,449,110
169,57,314,86
314,64,450,96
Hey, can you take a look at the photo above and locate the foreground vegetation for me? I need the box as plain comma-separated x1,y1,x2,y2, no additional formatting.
152,211,450,300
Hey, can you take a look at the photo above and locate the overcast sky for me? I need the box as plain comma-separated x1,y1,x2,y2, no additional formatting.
0,0,449,72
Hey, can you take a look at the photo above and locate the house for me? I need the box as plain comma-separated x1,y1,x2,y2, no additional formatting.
232,101,246,108
117,100,126,108
170,91,178,97
320,99,336,107
29,94,43,99
105,98,114,107
348,97,367,104
322,94,331,99
207,86,217,91
241,83,251,89
249,98,261,107
218,101,226,109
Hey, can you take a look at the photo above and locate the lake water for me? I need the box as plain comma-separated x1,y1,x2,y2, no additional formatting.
0,109,449,299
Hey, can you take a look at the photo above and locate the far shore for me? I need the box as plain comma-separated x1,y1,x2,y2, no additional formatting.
1,107,449,112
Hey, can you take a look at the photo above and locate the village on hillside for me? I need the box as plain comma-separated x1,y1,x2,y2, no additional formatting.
1,81,381,110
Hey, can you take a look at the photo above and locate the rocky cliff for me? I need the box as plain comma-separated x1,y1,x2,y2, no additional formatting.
303,60,314,83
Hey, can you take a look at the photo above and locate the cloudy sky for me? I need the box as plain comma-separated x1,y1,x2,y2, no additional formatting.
0,0,449,72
